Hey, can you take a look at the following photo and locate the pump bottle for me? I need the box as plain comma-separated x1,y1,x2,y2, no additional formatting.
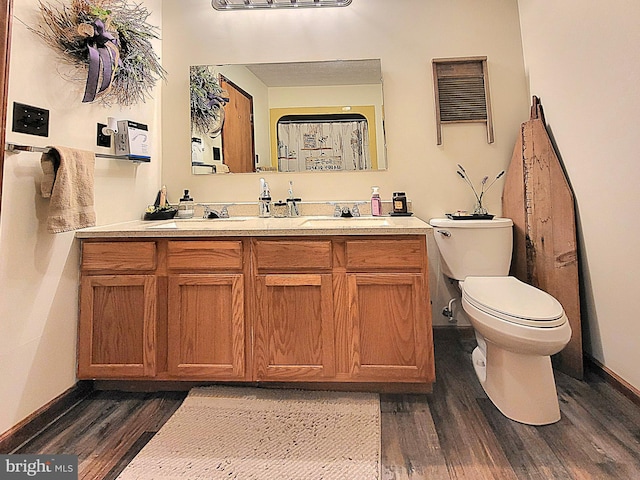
370,186,382,216
258,178,271,217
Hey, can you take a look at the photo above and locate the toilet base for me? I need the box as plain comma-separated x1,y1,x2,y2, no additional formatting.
473,343,561,425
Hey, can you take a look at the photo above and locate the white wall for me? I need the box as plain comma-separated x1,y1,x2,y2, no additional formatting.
0,0,163,435
518,1,640,391
162,0,530,328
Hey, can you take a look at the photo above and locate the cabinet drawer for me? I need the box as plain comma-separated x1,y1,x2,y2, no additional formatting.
254,239,332,270
82,241,157,272
167,240,243,270
345,238,425,270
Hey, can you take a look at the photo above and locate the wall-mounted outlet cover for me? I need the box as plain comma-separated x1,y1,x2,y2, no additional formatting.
12,102,50,137
97,123,112,148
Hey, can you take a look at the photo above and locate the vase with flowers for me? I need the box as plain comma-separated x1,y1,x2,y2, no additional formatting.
456,164,505,217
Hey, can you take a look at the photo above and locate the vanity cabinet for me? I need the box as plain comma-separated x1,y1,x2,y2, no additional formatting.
77,234,434,390
252,237,434,385
342,239,432,382
166,240,248,380
78,241,158,378
253,240,336,381
78,238,251,382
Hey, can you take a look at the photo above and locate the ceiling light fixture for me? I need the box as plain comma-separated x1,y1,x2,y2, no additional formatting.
212,0,352,10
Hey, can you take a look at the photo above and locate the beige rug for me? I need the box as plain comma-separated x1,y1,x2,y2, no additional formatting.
117,386,381,480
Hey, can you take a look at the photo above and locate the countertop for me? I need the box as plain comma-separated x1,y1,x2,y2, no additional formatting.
75,215,432,239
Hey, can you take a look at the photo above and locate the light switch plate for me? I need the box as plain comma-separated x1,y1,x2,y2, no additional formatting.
12,102,49,137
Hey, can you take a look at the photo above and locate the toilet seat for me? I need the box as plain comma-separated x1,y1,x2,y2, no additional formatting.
462,276,566,328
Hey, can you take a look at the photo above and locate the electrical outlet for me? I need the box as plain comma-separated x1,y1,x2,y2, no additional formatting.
97,123,111,147
12,102,49,137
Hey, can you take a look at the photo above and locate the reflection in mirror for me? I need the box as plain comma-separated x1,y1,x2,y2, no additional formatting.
190,66,228,175
277,112,372,171
189,59,385,175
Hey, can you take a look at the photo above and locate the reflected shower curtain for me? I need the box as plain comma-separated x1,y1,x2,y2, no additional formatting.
277,120,370,172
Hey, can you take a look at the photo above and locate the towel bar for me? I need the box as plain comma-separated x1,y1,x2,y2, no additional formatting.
5,142,143,161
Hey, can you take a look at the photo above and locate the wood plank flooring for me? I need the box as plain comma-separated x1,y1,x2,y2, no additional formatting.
4,329,640,479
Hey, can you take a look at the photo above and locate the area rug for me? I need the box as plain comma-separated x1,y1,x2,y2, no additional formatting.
117,386,381,480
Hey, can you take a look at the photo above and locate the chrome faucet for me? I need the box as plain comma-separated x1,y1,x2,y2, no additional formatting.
351,202,363,217
333,203,363,217
203,205,230,219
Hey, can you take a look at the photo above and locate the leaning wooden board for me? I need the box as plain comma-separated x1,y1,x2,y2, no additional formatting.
502,96,583,379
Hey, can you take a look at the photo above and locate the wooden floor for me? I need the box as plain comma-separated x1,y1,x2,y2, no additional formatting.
5,329,640,479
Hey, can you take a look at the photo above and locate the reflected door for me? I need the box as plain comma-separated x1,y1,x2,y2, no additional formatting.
220,75,255,173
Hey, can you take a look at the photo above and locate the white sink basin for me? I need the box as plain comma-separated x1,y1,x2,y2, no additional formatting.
300,217,393,228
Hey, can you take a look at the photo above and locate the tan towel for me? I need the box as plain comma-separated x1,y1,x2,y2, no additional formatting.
40,146,96,233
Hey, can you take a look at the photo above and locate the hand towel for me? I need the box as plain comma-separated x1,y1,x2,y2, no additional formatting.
40,146,96,233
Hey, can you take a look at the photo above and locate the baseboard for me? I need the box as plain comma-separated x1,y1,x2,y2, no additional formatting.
94,380,432,395
0,381,94,453
585,355,640,408
432,324,475,339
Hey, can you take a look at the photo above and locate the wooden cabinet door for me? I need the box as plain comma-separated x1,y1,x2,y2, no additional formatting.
347,273,433,382
78,275,156,378
254,274,335,381
167,274,246,379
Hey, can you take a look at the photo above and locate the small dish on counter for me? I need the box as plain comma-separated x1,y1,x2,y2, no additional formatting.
143,207,178,221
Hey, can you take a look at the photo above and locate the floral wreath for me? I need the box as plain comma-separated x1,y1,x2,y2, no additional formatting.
30,0,166,105
190,65,229,137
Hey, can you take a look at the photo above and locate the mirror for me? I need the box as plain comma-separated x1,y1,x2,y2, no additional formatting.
190,59,386,175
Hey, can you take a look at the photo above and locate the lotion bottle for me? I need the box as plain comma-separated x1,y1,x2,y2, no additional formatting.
370,186,382,216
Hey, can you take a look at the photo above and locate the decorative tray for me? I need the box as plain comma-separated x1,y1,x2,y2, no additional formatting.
390,212,413,217
446,213,494,220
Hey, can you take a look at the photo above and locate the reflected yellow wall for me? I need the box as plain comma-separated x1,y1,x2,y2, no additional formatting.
269,105,378,170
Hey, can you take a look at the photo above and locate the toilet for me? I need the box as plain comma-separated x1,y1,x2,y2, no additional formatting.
429,217,571,425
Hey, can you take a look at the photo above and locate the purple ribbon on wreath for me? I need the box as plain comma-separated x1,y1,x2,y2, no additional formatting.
82,19,120,103
207,93,229,109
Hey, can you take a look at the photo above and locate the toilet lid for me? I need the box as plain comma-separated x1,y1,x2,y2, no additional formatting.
462,276,566,328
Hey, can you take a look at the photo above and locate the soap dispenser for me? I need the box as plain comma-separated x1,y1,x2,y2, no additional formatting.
177,189,194,219
258,178,271,217
392,192,408,214
370,186,382,216
286,181,301,217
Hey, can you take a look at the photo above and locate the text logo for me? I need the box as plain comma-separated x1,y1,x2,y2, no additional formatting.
0,455,77,479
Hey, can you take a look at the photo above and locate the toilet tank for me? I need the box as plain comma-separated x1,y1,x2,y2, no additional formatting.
429,218,514,280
